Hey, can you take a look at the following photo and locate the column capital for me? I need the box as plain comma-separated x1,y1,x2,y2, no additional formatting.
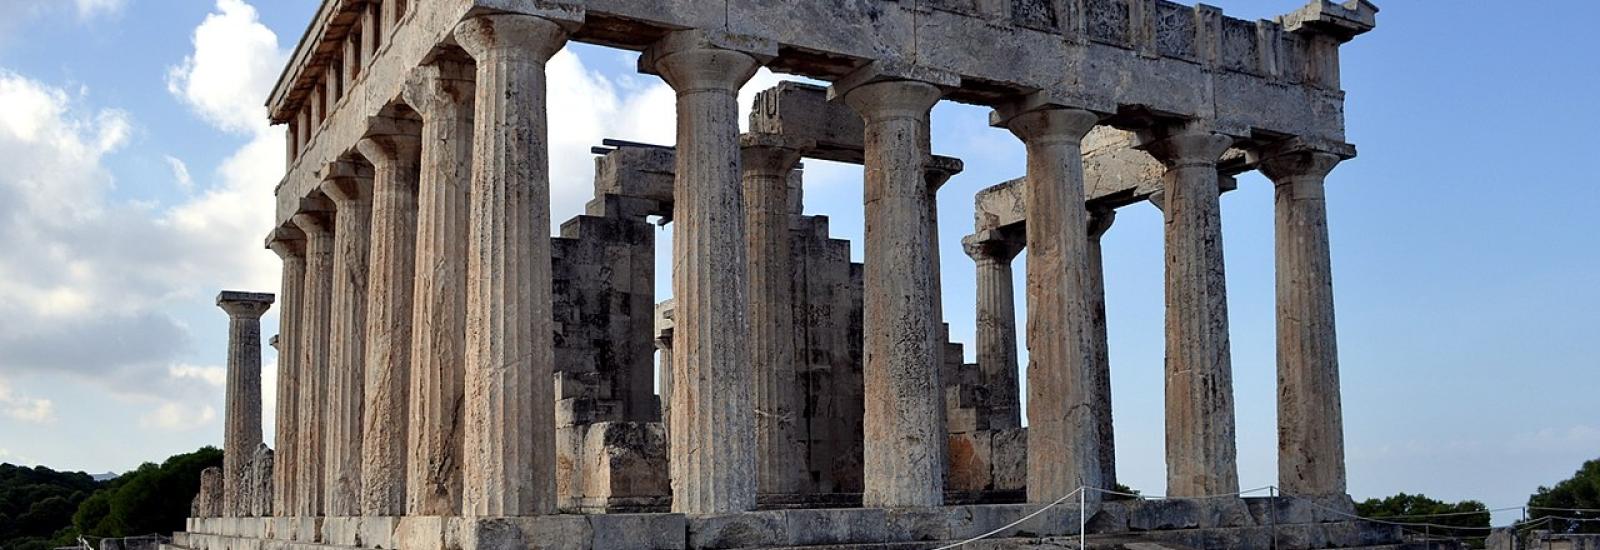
828,59,959,105
356,131,423,170
291,210,333,238
266,228,306,259
1088,207,1117,239
319,162,375,204
1138,124,1235,169
217,291,275,318
454,13,570,64
836,78,944,123
926,155,964,192
1257,149,1342,185
962,230,1025,264
739,133,810,178
401,60,475,119
643,30,772,93
1002,107,1102,145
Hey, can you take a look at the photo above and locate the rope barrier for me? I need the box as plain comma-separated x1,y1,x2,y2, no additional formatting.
928,487,1085,550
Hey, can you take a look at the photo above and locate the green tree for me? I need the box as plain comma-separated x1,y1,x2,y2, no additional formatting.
1356,492,1491,546
1529,457,1600,534
0,463,98,549
72,446,222,538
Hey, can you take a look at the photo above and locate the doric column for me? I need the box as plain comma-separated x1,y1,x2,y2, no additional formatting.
355,124,421,517
1087,208,1117,490
319,165,373,518
1258,148,1346,496
741,134,808,497
1001,106,1103,502
291,208,335,516
925,158,962,370
453,12,571,516
961,230,1024,430
1143,125,1239,497
401,60,474,517
217,291,274,517
643,30,768,514
838,74,947,508
266,234,304,517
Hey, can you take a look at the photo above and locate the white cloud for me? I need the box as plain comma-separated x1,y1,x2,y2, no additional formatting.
0,378,55,423
73,0,125,19
165,155,194,192
168,364,226,387
139,401,216,431
165,0,286,135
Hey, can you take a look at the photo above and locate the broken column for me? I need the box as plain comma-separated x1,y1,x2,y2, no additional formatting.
266,233,304,517
291,205,334,517
836,68,951,508
1143,124,1240,498
401,60,473,517
453,12,571,516
319,163,372,518
356,120,422,517
742,134,809,497
1258,146,1347,497
962,230,1024,430
1001,105,1103,502
217,290,273,517
644,30,769,514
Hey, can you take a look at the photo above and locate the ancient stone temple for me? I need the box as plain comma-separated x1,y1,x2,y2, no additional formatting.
172,1,1401,549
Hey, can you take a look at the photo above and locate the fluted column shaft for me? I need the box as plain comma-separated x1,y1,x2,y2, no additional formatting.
320,173,372,518
651,37,762,514
356,131,421,516
843,80,945,508
1006,108,1103,502
454,14,567,516
1146,127,1239,497
743,139,807,496
962,233,1023,429
1260,150,1346,496
402,61,474,517
1087,210,1117,490
267,238,305,517
218,292,274,517
292,211,335,516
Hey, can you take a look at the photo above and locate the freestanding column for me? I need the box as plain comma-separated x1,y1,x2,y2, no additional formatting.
1144,125,1239,497
1087,208,1117,490
962,230,1024,429
453,13,569,516
319,167,372,518
1004,107,1103,502
645,30,765,514
1259,149,1346,496
217,291,274,517
742,135,808,496
356,125,422,516
401,61,473,517
266,235,305,516
840,77,946,508
292,209,335,516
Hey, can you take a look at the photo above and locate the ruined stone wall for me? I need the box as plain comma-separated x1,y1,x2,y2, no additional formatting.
790,214,864,496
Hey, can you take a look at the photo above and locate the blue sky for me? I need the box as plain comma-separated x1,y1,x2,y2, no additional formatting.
0,0,1593,525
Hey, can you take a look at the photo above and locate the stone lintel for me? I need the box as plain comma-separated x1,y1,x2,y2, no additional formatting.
826,59,961,103
464,0,586,31
1278,0,1379,42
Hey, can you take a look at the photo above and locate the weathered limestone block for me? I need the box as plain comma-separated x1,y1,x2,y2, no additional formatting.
840,75,948,509
193,467,224,518
318,165,372,518
356,123,422,517
403,59,474,518
1144,126,1241,498
265,235,304,516
644,29,768,514
247,443,274,517
454,12,571,516
946,431,994,493
572,422,669,513
216,291,273,517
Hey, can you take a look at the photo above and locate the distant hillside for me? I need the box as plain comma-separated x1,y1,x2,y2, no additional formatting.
90,472,119,482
